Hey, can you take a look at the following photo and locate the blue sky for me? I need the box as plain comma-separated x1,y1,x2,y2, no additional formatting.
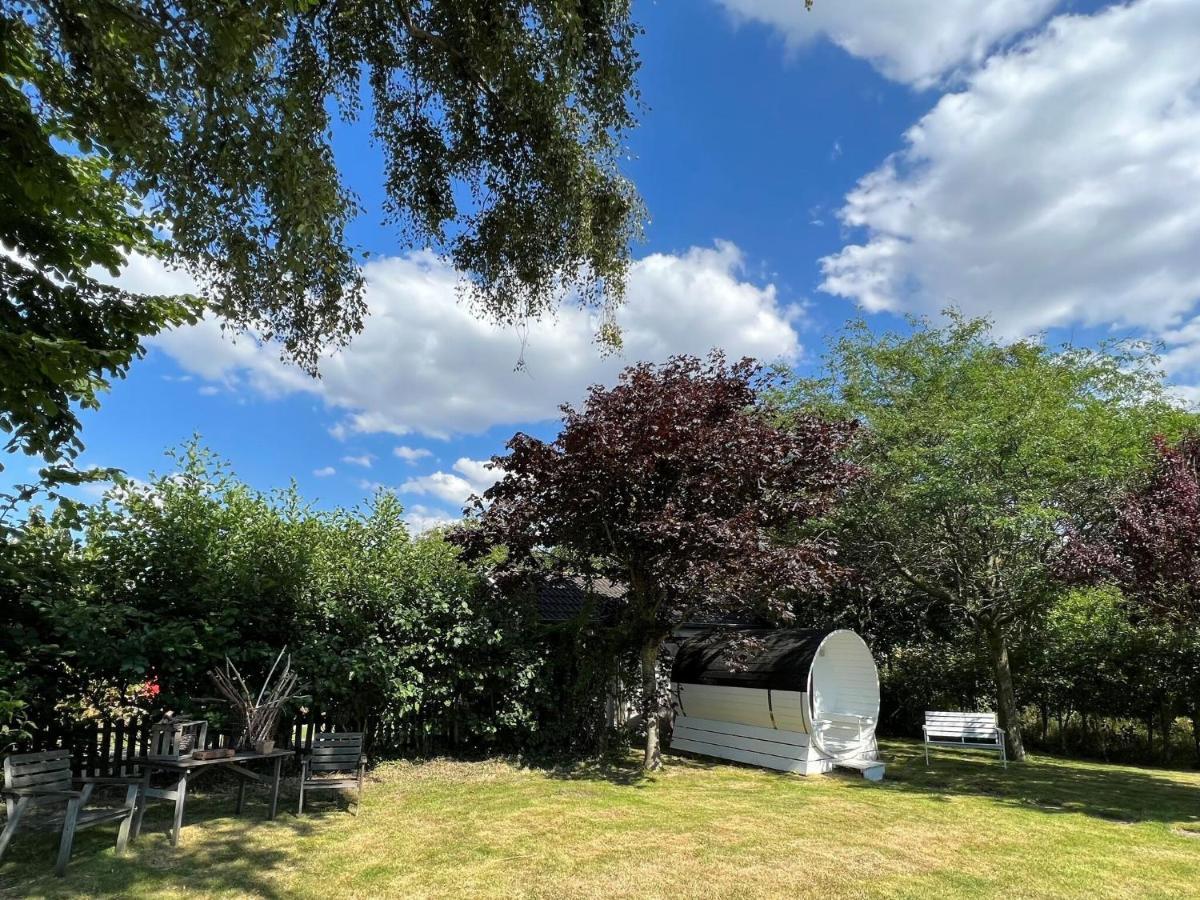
21,0,1200,530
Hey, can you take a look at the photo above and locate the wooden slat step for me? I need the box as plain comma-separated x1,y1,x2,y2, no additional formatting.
834,758,885,782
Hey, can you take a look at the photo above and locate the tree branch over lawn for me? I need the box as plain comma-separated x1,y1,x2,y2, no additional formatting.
1,0,644,485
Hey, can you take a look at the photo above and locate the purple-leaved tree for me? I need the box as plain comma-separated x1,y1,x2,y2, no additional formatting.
1064,433,1200,625
452,353,857,770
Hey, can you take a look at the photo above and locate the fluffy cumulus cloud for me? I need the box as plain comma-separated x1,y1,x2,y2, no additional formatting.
403,504,459,534
393,445,431,464
715,0,1056,87
400,457,499,509
819,0,1200,346
151,241,802,439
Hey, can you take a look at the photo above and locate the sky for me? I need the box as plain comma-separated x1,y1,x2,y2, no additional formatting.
23,0,1200,532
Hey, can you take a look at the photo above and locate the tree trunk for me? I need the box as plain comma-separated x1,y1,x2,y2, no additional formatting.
1191,707,1200,767
1160,703,1173,765
640,637,663,771
984,620,1026,761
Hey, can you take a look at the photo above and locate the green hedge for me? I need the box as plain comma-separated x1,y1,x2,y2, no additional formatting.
1,443,613,756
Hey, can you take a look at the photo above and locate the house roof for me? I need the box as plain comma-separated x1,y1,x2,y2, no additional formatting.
534,575,772,632
536,575,626,623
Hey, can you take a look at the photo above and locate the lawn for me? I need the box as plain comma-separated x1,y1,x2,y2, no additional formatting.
2,740,1199,899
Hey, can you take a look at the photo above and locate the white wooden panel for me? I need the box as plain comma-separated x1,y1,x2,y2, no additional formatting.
672,727,820,761
924,711,1000,738
671,738,815,773
768,690,808,733
925,712,998,724
673,684,814,733
673,716,811,746
673,684,775,729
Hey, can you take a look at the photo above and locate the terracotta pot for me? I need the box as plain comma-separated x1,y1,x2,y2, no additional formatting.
254,739,275,755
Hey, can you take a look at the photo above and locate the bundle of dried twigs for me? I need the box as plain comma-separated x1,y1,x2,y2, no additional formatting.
209,647,305,748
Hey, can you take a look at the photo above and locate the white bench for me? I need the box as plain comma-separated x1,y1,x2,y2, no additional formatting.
923,711,1006,768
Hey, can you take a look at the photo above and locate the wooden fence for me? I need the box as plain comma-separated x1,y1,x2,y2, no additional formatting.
10,711,449,775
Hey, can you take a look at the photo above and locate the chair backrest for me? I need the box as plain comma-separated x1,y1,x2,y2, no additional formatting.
925,711,999,739
308,732,364,772
3,748,73,794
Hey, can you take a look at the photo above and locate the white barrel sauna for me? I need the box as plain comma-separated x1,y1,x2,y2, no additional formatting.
670,629,884,779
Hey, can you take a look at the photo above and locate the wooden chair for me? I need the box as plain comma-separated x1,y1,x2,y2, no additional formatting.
0,749,142,876
297,732,366,815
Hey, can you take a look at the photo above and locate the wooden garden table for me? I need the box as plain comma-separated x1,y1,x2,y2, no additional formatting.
129,748,293,846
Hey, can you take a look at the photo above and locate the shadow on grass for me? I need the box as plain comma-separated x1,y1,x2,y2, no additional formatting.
0,783,331,899
537,748,730,787
540,755,650,786
860,740,1200,826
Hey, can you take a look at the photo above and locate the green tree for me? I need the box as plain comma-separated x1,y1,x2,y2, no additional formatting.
777,312,1180,760
2,0,644,481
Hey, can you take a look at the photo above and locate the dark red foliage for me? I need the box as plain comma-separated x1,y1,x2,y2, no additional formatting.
452,353,859,637
1063,434,1200,624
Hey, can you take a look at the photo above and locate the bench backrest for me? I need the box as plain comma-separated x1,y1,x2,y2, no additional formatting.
3,748,72,793
925,711,999,738
308,732,364,772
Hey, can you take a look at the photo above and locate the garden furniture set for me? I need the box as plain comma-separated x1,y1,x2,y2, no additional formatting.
0,732,366,876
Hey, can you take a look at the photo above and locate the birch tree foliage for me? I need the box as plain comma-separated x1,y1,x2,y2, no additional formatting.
1,0,644,479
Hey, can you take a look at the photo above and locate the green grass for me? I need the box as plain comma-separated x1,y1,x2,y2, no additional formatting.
3,741,1199,899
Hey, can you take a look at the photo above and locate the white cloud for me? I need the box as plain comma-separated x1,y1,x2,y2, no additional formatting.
448,457,496,490
715,0,1056,87
393,445,432,464
313,466,337,477
400,471,474,506
404,504,459,534
400,457,498,509
341,454,374,468
819,0,1200,342
149,241,802,439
